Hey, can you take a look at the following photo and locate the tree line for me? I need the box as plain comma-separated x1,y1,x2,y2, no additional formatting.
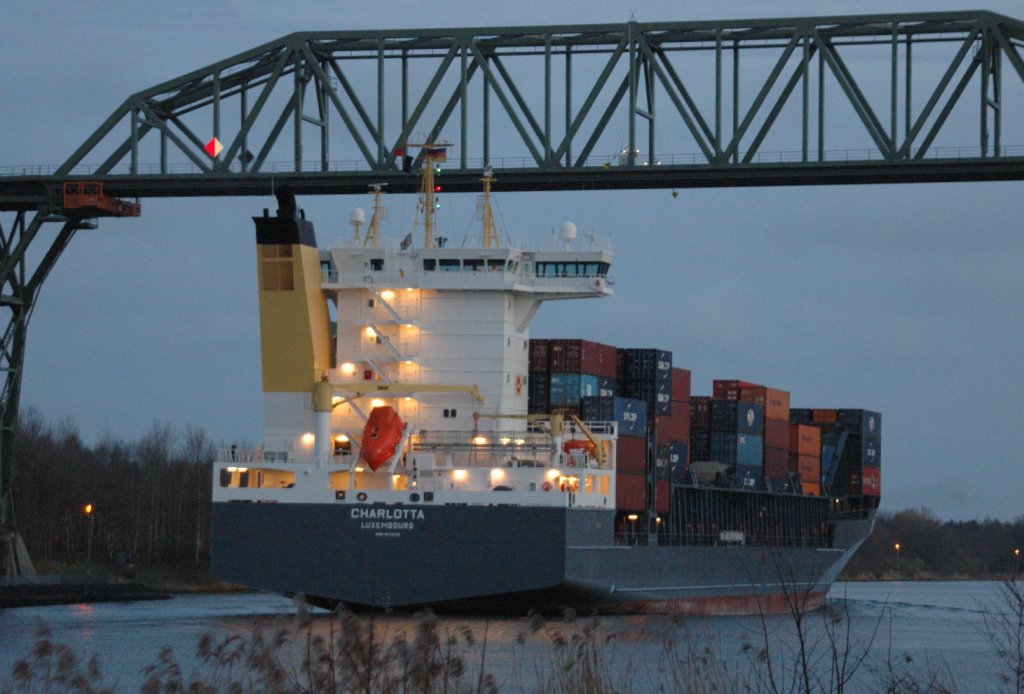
9,408,219,569
7,410,1024,579
842,507,1024,578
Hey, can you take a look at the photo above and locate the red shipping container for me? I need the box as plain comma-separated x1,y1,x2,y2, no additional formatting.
549,339,617,377
616,435,647,475
740,385,766,405
529,339,549,373
671,367,692,402
803,481,822,496
764,446,789,479
714,379,763,401
863,467,881,496
812,409,838,424
764,388,790,421
656,407,690,446
656,480,670,513
765,419,789,448
789,424,821,456
675,404,691,441
616,473,646,511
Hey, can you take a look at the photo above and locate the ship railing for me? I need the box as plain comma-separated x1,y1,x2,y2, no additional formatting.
215,447,287,464
614,532,833,549
327,269,610,293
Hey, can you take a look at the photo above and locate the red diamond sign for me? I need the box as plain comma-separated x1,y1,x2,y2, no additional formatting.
204,137,224,158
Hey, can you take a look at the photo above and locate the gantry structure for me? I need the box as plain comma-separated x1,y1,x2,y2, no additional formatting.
4,10,1024,575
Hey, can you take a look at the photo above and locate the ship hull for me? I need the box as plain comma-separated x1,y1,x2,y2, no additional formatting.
212,502,871,616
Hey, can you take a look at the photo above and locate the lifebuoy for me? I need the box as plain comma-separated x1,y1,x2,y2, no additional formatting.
543,481,552,492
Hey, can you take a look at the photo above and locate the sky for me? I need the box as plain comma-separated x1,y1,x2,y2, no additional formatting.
2,1,1023,521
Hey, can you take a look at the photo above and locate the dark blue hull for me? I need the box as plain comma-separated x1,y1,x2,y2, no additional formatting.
212,502,872,615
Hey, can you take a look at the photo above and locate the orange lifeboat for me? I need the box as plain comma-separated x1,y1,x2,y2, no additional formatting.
360,406,405,471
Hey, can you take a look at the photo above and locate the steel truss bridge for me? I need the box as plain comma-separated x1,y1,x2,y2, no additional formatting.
4,11,1024,575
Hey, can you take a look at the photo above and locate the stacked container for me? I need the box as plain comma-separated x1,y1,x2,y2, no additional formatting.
709,395,765,487
837,409,882,498
789,424,822,495
689,396,712,464
789,407,882,499
617,349,672,416
529,339,616,415
654,367,691,510
764,387,791,487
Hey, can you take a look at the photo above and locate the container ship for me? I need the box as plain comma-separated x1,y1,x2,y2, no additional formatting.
211,150,879,615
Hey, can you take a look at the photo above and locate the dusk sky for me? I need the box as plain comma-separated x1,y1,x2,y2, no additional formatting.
3,1,1022,520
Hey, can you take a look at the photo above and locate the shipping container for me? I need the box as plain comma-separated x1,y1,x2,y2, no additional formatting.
549,372,600,406
580,396,648,437
655,407,690,446
764,419,789,448
616,435,648,475
655,446,671,480
527,372,549,413
691,396,711,428
616,473,646,511
862,467,881,496
690,428,711,461
803,481,822,496
669,442,690,483
740,384,766,405
764,446,789,480
789,452,821,484
656,480,671,513
528,339,549,373
671,367,692,402
710,400,765,434
549,338,617,377
764,388,791,421
711,432,764,468
713,379,762,401
735,465,762,489
840,434,881,468
789,408,814,425
597,376,616,397
813,408,839,424
789,424,821,456
837,409,882,437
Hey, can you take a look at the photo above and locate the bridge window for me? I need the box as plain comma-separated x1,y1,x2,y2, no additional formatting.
370,258,384,271
438,259,461,272
488,259,504,271
464,259,484,271
422,259,437,271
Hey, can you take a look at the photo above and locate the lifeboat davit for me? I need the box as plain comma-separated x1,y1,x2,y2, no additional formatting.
563,438,596,456
360,406,405,471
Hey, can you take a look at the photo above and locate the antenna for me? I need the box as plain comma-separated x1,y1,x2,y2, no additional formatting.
366,183,388,248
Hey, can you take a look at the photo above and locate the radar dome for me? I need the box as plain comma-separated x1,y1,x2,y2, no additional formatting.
349,208,366,224
559,221,577,242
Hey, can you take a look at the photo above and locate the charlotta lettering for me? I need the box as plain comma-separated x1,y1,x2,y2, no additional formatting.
350,508,425,521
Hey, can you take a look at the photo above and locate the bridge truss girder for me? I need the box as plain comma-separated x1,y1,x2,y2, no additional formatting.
3,11,1024,208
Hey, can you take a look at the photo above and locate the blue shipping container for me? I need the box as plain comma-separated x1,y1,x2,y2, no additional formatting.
711,400,764,435
580,395,647,437
711,432,764,468
670,442,690,484
549,372,600,406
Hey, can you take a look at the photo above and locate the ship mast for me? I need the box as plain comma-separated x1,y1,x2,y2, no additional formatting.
479,165,500,249
365,184,387,248
409,143,451,248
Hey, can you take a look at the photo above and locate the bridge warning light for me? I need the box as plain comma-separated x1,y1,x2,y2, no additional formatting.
434,185,442,193
204,137,224,158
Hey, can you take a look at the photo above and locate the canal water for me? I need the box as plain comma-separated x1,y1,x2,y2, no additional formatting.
0,581,1017,691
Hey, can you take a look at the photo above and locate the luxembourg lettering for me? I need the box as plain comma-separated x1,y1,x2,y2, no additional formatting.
351,507,425,536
